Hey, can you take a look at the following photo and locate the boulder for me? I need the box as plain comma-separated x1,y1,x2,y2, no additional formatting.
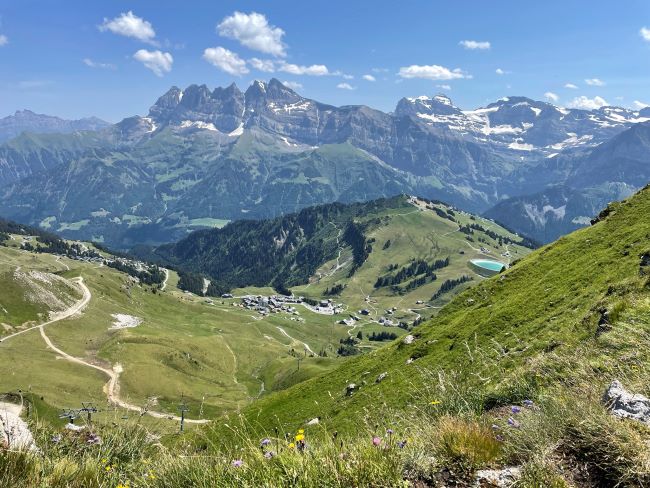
474,467,521,487
603,380,650,424
345,383,357,396
402,334,415,345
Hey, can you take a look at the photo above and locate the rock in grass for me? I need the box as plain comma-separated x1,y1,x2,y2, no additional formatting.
403,334,415,345
474,467,521,487
603,380,650,423
376,372,388,383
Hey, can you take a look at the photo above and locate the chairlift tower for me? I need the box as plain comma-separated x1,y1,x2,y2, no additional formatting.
178,397,189,433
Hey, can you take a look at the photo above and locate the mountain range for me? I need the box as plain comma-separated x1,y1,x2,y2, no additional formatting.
0,78,648,247
0,110,109,144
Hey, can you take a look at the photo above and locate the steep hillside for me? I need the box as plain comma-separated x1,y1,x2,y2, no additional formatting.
138,196,533,324
222,185,650,436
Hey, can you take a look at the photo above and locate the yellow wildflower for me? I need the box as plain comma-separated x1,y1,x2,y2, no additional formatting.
429,400,441,405
298,429,304,434
288,442,295,449
295,434,305,442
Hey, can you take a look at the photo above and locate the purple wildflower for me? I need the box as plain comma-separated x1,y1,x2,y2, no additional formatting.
372,436,381,446
264,451,275,459
260,438,271,447
511,406,522,414
495,434,504,442
397,440,407,449
51,434,62,444
491,424,500,431
386,429,394,435
232,459,244,468
507,417,520,428
523,399,534,408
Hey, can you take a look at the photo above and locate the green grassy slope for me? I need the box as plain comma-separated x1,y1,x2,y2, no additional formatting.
0,245,349,424
222,185,650,436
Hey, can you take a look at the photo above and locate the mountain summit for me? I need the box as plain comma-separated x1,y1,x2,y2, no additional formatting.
0,79,648,247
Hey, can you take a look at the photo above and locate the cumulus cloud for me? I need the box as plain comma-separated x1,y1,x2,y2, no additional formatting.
633,100,649,109
585,78,605,86
133,49,173,76
217,11,286,57
564,83,578,89
336,82,355,90
0,34,7,46
640,26,650,41
567,95,608,110
398,64,470,80
203,47,248,76
459,40,490,50
83,58,116,70
495,68,505,75
99,11,156,44
283,80,303,91
362,74,376,82
249,57,275,72
278,61,329,76
544,91,559,103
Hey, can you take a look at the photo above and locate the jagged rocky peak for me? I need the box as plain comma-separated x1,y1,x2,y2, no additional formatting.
146,83,245,133
395,94,462,117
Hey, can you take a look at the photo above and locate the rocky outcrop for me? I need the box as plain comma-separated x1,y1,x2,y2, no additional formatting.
603,380,650,423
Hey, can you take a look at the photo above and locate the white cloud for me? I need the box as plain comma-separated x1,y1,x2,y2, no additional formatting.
633,100,649,109
585,78,605,86
495,68,505,75
362,74,376,82
133,49,173,76
217,11,286,57
83,58,116,70
99,11,156,44
640,26,650,41
341,73,354,80
278,61,329,76
371,67,389,73
249,57,275,72
0,35,7,46
283,80,303,91
459,40,490,50
544,91,559,103
203,47,248,76
336,82,355,90
567,95,609,110
437,84,451,90
398,64,470,80
564,83,578,89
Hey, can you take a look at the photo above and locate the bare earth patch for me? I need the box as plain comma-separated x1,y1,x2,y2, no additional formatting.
110,314,143,329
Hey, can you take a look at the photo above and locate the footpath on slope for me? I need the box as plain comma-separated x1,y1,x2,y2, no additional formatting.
1,275,209,425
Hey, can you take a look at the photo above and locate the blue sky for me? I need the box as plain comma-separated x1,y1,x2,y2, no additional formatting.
1,0,650,122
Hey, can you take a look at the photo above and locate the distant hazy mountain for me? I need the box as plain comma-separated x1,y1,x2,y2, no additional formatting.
488,122,650,242
483,184,634,243
0,79,647,248
0,110,110,143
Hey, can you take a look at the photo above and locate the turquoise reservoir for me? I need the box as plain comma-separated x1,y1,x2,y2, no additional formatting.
470,259,506,275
